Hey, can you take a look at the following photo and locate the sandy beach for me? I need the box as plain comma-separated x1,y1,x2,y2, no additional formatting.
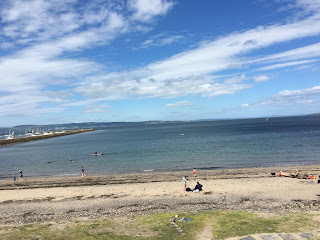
0,164,319,226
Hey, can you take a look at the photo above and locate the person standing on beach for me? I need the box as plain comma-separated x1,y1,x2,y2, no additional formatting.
183,176,187,191
193,168,197,178
19,169,23,180
81,167,86,177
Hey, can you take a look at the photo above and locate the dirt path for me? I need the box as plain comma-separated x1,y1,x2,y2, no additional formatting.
196,221,214,240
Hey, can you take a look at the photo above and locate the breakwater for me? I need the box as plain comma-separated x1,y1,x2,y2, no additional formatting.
0,129,95,146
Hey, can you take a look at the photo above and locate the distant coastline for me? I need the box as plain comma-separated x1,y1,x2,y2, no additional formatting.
0,129,95,147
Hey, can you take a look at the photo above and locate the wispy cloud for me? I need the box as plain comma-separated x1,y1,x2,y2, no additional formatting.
250,42,320,65
165,101,194,108
254,75,270,82
255,59,319,71
75,8,320,100
293,64,315,70
0,0,320,121
141,34,184,48
242,85,320,108
0,0,174,118
83,105,111,113
273,86,320,100
295,0,320,15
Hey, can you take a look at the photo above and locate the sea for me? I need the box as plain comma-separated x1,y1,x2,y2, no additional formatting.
0,115,320,179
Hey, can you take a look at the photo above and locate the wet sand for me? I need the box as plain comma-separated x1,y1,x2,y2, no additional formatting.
0,164,319,225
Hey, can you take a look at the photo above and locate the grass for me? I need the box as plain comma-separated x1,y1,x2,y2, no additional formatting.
1,211,319,239
210,211,317,239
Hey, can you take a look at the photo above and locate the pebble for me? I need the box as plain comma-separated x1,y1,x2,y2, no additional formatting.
1,196,320,225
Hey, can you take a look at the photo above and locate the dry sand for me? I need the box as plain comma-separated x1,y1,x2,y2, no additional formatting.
0,164,319,225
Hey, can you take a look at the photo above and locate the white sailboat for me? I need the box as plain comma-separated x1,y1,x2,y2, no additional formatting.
4,131,14,140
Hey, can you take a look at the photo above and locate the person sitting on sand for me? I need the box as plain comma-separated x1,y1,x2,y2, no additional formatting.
279,171,290,177
193,182,203,192
302,172,309,179
291,169,299,178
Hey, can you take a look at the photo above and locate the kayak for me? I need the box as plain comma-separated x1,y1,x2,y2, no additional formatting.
91,153,103,156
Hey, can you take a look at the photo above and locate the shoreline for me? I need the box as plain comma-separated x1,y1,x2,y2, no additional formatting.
1,161,318,181
1,163,319,190
0,164,319,226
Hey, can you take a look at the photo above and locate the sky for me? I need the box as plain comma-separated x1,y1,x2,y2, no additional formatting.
0,0,320,127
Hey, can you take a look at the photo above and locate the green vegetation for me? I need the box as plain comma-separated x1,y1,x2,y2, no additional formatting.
1,211,319,239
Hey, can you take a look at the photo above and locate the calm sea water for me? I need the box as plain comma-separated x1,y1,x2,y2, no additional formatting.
1,115,320,179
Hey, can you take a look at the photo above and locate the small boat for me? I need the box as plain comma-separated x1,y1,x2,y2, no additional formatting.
91,152,104,156
4,131,14,140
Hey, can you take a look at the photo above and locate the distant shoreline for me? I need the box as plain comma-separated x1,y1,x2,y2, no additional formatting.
0,129,95,147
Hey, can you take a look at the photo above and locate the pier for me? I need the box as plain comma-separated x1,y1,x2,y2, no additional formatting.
0,129,95,146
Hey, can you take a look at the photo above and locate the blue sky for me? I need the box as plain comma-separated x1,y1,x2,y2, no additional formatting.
0,0,320,127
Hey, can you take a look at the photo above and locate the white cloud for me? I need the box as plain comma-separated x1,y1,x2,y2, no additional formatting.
0,0,81,42
256,59,318,71
0,92,66,119
0,0,129,51
294,64,314,70
144,16,320,80
224,74,248,84
254,75,270,82
0,0,147,118
248,42,320,65
165,101,193,107
75,73,253,99
127,0,174,22
83,105,111,113
141,34,184,48
274,85,320,98
75,11,320,100
234,85,320,117
296,0,320,14
243,86,320,108
1,0,320,121
297,99,314,103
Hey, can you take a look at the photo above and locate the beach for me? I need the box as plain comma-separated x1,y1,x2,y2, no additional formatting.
0,164,319,226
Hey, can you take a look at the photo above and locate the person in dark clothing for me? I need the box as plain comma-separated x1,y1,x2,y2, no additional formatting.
193,182,202,192
81,167,86,177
